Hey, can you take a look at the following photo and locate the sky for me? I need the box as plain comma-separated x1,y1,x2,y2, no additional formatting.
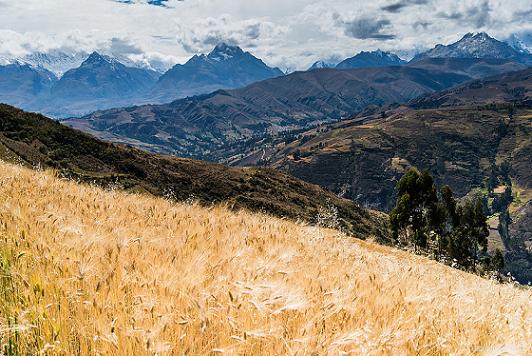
0,0,530,71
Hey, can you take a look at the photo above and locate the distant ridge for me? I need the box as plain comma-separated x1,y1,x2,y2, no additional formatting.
412,32,532,64
336,50,406,69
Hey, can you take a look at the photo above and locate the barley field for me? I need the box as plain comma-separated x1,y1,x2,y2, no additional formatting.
0,162,530,355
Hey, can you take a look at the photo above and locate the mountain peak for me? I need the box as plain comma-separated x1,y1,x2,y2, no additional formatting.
336,49,405,69
459,32,495,43
308,60,336,70
462,32,491,40
208,43,245,61
83,51,110,65
412,32,532,64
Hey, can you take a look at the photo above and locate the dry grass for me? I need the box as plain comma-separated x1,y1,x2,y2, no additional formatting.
0,162,530,355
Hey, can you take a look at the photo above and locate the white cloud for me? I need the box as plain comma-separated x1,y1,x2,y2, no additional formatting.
0,0,530,71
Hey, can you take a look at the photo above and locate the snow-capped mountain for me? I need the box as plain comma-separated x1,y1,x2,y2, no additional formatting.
4,50,169,78
150,43,284,102
308,60,337,71
19,50,89,77
412,32,532,64
50,51,159,101
336,50,406,69
505,33,532,54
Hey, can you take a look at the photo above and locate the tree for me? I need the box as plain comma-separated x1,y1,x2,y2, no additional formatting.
490,248,505,274
460,198,489,272
492,186,513,213
391,169,491,272
487,163,498,194
292,149,301,161
448,226,473,268
390,168,438,252
431,185,459,259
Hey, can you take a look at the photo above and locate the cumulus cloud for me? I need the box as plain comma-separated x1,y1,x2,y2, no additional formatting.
174,16,286,54
112,0,175,7
437,1,492,28
0,0,530,70
335,15,396,40
381,0,428,13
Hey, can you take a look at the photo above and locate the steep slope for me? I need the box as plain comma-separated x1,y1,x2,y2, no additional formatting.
0,162,530,354
264,68,531,209
0,62,57,109
64,58,525,159
336,50,405,69
0,103,385,238
38,52,160,117
151,43,283,103
244,68,532,282
410,68,532,108
412,32,532,64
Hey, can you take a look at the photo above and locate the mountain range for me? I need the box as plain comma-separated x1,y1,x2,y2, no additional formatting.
0,32,530,118
64,57,527,159
18,50,89,77
0,44,284,117
308,32,532,72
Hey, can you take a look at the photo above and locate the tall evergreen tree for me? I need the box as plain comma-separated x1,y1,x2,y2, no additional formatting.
391,169,491,271
431,185,459,259
390,168,438,252
458,198,489,271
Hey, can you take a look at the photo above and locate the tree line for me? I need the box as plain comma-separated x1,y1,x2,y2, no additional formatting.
390,168,504,275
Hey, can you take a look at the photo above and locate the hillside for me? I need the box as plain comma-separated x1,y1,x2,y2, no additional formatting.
267,107,530,208
1,162,530,354
64,58,526,159
410,67,532,108
262,69,531,210
0,103,385,238
233,68,532,282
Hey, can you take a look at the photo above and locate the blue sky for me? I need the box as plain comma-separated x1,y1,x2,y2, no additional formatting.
0,0,530,70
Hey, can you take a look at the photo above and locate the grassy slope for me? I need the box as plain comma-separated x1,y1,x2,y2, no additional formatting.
0,103,386,239
266,106,531,282
0,162,530,355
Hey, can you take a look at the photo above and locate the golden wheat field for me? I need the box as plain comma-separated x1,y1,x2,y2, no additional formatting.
0,162,530,355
